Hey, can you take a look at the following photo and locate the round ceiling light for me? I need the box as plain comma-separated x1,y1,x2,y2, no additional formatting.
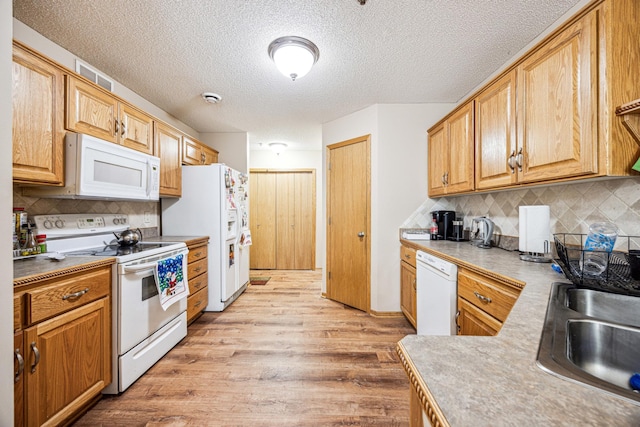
268,36,319,81
268,142,288,154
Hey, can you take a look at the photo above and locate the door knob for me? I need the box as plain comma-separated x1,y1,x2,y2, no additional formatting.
358,232,365,237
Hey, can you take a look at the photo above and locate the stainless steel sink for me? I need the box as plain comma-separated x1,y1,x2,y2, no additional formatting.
565,288,640,328
537,283,640,404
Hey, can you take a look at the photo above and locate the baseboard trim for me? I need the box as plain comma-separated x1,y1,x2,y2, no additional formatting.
370,310,405,318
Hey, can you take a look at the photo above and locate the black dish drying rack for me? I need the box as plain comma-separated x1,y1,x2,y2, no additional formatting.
553,233,640,296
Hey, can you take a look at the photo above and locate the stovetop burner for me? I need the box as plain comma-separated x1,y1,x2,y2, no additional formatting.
65,242,179,257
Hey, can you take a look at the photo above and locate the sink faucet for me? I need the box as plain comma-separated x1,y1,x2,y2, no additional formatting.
473,216,494,249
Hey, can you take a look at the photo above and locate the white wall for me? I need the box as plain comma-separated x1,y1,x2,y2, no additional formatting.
250,149,324,269
12,19,199,137
200,132,249,173
322,103,454,312
2,3,14,426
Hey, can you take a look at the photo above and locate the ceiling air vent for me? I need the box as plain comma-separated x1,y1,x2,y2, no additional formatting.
75,60,114,92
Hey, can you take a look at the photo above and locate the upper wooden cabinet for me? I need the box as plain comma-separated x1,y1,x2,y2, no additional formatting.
183,136,219,165
516,10,598,184
154,121,182,197
12,42,65,186
475,71,517,190
427,101,475,197
66,75,154,154
202,144,219,164
433,0,640,195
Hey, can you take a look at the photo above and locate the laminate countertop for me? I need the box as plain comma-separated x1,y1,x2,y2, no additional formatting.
398,236,640,426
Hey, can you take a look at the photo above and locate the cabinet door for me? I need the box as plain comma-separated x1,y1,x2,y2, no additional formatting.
276,173,296,269
66,75,118,143
475,71,517,189
400,260,417,328
154,122,182,197
12,44,65,185
202,145,219,164
457,297,501,336
427,124,447,197
293,172,315,269
15,331,24,427
182,135,203,165
119,103,154,154
446,101,475,193
249,172,277,269
517,11,598,183
25,297,111,427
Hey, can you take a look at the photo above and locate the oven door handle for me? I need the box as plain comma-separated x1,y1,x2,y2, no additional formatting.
122,262,158,273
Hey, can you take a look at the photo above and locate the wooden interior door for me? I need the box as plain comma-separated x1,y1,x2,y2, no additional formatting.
276,173,295,269
249,172,277,269
293,171,315,269
327,135,370,312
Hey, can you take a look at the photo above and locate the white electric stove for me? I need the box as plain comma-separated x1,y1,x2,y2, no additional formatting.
33,213,189,394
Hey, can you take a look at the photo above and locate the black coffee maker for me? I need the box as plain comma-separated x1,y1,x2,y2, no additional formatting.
430,210,456,240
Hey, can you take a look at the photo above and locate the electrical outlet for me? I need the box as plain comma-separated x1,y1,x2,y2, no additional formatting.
144,211,151,224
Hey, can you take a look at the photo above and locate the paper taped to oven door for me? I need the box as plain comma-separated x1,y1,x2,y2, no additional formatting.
154,253,189,310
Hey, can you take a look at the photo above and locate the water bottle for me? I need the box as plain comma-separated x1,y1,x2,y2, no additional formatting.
581,222,618,275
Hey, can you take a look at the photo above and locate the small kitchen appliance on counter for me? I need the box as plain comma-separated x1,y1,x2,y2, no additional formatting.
33,213,189,394
430,210,456,240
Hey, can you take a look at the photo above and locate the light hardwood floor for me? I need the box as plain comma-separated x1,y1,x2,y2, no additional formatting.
73,270,415,426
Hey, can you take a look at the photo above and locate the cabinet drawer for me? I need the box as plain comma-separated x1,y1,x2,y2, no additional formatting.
25,267,111,325
457,268,519,323
189,271,208,294
188,245,208,264
401,245,417,268
187,286,208,322
188,257,207,280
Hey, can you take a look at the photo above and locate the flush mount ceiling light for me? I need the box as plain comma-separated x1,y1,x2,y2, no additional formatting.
269,142,288,154
268,36,319,81
202,92,222,104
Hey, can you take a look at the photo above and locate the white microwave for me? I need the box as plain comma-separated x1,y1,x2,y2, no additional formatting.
23,133,160,201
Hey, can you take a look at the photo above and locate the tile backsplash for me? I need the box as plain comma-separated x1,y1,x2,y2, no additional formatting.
403,177,640,240
13,185,160,231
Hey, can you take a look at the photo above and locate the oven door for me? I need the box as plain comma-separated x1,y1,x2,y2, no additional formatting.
118,251,188,355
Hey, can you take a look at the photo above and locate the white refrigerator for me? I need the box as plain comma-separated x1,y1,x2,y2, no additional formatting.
161,164,250,311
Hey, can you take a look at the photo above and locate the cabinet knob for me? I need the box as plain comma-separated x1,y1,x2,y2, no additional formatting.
358,231,365,238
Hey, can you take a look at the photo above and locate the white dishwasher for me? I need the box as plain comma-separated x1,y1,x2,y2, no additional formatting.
416,250,458,335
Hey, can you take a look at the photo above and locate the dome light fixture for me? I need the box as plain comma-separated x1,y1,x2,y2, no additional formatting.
268,36,319,81
269,142,288,155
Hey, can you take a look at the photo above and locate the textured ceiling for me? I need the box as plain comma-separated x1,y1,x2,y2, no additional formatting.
13,0,583,150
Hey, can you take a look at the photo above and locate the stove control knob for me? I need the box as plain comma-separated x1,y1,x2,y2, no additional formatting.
113,218,121,225
55,219,64,228
43,220,53,229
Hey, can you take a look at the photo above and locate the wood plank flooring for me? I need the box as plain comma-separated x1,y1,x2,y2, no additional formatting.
73,270,416,427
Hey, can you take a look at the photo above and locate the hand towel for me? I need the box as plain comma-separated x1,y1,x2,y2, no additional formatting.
155,253,189,310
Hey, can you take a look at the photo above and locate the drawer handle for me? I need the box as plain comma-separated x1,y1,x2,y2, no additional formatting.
194,301,202,308
194,267,202,273
15,348,24,383
195,251,202,257
455,310,461,333
30,342,40,373
404,254,411,259
62,288,90,300
474,291,492,304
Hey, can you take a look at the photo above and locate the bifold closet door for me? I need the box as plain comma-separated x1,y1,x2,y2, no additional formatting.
249,170,315,270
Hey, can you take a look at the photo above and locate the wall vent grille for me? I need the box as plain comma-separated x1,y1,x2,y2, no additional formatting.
75,60,114,92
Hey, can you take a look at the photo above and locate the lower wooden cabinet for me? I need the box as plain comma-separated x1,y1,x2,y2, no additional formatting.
186,238,209,325
456,267,521,336
14,263,113,427
400,244,417,328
